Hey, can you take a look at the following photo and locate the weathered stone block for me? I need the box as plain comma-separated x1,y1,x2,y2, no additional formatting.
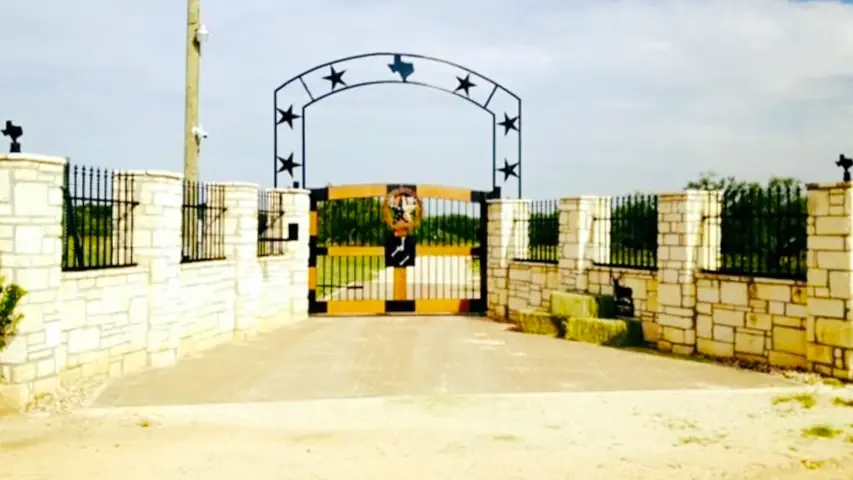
713,325,734,343
768,351,807,369
713,308,745,328
720,281,748,306
807,343,834,364
814,318,853,348
697,338,734,358
745,313,772,331
772,326,806,355
735,331,765,355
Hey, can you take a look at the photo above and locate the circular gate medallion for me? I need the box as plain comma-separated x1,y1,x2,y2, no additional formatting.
382,187,423,237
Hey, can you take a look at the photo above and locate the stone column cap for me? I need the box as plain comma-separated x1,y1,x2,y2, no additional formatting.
0,153,67,166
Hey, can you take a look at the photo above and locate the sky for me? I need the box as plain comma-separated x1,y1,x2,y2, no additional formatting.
2,0,853,199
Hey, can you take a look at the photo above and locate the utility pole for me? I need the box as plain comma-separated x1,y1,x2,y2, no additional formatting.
183,0,202,183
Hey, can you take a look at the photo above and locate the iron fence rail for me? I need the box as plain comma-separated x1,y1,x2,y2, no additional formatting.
596,193,658,270
62,164,138,271
181,181,227,263
705,183,807,280
257,190,290,257
513,199,558,263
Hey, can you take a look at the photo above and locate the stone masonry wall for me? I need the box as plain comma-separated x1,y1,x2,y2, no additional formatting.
585,267,659,341
506,261,559,322
694,273,808,368
496,182,853,380
0,154,310,409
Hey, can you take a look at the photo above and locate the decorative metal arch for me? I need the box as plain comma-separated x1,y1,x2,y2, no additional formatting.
273,52,522,197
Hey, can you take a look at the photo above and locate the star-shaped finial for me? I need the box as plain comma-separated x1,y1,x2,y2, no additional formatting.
454,74,476,96
497,159,519,181
497,113,519,135
323,66,347,90
276,105,301,128
277,154,301,177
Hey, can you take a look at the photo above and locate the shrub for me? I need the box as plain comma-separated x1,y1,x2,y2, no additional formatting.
0,272,26,352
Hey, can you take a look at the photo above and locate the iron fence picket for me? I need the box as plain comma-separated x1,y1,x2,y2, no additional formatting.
61,164,138,271
513,199,558,263
595,193,658,270
180,181,226,263
705,183,807,280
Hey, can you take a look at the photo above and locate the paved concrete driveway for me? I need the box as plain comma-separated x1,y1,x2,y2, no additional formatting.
92,315,793,407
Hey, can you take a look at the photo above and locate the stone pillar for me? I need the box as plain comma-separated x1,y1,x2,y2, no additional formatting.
806,182,853,380
128,171,183,369
486,199,529,321
655,191,707,355
699,191,723,271
594,196,612,265
0,154,65,409
557,196,600,292
218,183,261,338
277,188,310,322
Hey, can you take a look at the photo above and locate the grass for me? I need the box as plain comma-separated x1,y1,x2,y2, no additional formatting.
801,424,843,439
63,235,121,269
315,255,384,298
678,433,726,446
772,393,817,409
832,396,853,408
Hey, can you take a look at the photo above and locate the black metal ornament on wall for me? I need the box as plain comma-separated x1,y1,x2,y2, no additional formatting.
2,120,23,153
272,52,522,197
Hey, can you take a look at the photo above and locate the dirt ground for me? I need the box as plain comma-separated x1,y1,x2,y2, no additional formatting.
2,387,853,479
2,316,853,479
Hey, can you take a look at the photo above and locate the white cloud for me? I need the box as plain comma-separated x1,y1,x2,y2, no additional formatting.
1,0,852,197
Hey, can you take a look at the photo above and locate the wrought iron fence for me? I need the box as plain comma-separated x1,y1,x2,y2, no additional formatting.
62,164,138,271
513,199,558,263
596,193,658,270
257,191,298,257
181,181,226,263
705,183,807,280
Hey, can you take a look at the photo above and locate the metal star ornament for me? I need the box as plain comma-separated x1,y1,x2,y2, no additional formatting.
276,105,300,128
323,66,347,90
498,113,519,135
454,74,476,96
276,154,301,177
400,197,418,223
498,159,519,181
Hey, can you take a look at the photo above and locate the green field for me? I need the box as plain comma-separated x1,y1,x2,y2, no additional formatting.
315,256,385,298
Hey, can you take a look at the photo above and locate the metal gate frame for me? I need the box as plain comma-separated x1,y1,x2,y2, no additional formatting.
308,183,498,315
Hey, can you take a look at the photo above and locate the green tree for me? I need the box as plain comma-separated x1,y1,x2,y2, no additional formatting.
609,194,658,267
416,214,479,244
686,171,806,277
528,211,558,248
317,198,385,245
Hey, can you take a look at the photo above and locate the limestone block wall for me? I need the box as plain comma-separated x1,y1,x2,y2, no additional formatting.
497,181,853,380
58,268,150,382
506,261,559,322
486,199,530,321
176,262,236,352
585,267,659,340
806,183,853,378
694,273,808,368
0,154,310,408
